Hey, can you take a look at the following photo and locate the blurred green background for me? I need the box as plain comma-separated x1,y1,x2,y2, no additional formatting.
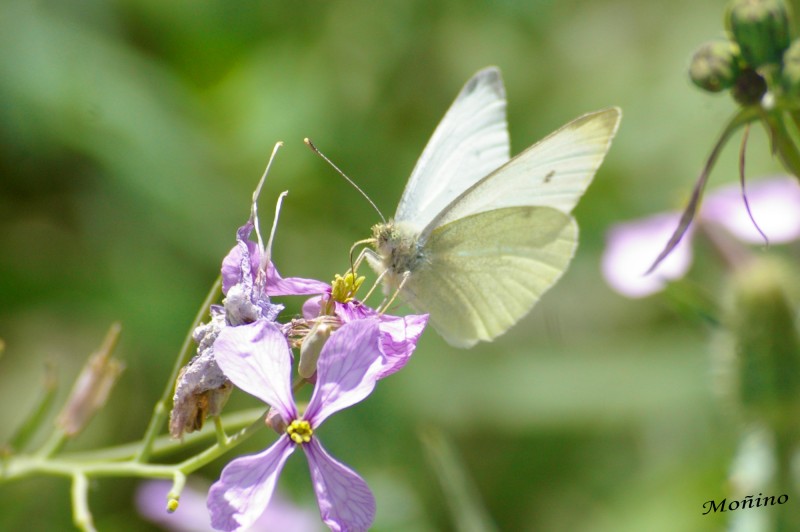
0,0,792,530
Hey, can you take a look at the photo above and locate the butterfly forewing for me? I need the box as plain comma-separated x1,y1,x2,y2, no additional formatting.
395,67,511,231
425,107,621,238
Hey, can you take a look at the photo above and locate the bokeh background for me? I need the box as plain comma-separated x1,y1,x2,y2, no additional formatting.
0,0,794,530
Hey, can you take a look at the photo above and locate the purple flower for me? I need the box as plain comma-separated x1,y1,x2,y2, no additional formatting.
220,222,329,307
301,291,428,379
602,212,694,298
170,184,329,438
137,479,322,532
602,177,800,298
207,318,389,531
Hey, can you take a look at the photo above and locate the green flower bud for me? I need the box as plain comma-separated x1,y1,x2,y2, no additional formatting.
728,0,791,67
726,258,800,431
690,40,743,92
782,38,800,98
731,67,768,104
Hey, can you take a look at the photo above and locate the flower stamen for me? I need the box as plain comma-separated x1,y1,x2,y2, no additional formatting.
330,273,365,304
287,419,313,444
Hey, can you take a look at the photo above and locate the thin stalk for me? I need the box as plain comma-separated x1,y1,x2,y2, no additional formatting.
762,109,800,178
34,428,68,459
176,408,269,475
135,277,222,463
8,363,58,452
59,407,265,463
647,107,759,273
71,473,96,532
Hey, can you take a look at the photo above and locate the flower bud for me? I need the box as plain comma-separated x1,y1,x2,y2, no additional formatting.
57,324,124,437
689,40,742,92
727,0,791,67
726,257,800,431
265,407,287,434
781,38,800,98
298,321,333,378
731,67,768,105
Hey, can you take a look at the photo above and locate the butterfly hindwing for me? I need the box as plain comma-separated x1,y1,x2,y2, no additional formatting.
400,206,578,347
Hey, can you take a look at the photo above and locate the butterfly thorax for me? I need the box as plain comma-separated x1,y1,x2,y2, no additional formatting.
371,220,425,275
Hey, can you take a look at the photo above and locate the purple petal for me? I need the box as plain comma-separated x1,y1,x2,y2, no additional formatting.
213,320,297,421
304,319,383,427
700,177,800,244
601,212,693,298
334,301,374,322
221,222,262,295
304,438,376,532
137,479,214,531
376,313,428,379
302,296,324,320
208,436,296,532
266,262,330,297
138,479,323,532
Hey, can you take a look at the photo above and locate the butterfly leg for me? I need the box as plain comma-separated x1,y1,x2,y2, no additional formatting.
377,270,410,315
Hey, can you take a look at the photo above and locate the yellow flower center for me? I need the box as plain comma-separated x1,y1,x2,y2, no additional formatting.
330,272,365,304
287,419,313,444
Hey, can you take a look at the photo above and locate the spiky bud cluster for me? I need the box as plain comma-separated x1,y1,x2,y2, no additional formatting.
689,0,800,106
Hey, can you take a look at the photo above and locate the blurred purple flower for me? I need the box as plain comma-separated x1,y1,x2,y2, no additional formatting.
137,479,321,532
700,178,800,244
207,318,389,532
602,177,800,298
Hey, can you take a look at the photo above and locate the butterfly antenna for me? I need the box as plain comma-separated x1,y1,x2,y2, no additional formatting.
304,138,386,223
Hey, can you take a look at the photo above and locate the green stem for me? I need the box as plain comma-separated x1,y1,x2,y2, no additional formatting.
58,407,265,463
135,277,221,463
213,415,227,445
2,409,268,483
761,109,800,178
292,375,308,395
35,428,68,459
647,106,759,273
8,364,58,453
175,408,268,475
71,473,96,532
773,431,800,531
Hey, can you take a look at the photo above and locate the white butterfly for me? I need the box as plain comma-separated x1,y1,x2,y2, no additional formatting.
367,67,621,347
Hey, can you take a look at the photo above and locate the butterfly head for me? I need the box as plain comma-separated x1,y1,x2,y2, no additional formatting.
371,220,424,275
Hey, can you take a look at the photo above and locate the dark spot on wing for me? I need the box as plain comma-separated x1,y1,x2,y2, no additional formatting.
544,170,556,183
